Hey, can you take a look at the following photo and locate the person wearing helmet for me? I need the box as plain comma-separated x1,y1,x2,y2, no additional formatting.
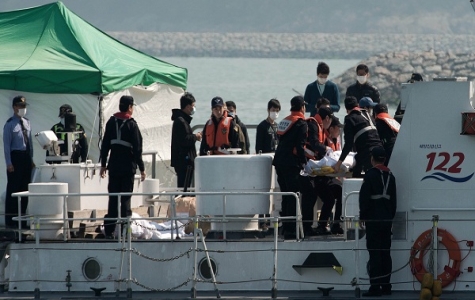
49,104,88,163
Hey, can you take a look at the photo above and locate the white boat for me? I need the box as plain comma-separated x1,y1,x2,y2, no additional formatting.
0,78,473,300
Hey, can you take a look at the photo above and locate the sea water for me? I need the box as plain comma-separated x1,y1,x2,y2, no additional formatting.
164,57,394,153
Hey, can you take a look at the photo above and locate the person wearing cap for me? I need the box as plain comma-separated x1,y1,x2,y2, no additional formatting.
359,146,397,297
272,95,308,239
333,96,382,178
359,96,377,117
171,92,202,189
3,96,35,228
374,103,400,166
300,106,336,236
346,64,381,105
304,62,341,116
49,104,88,163
199,97,239,155
325,116,345,234
100,95,146,238
255,98,281,154
226,101,250,154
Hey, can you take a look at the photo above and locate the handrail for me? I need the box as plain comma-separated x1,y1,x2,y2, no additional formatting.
12,190,301,242
142,150,158,178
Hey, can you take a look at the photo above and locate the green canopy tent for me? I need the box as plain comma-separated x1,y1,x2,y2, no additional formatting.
0,2,188,187
0,1,187,93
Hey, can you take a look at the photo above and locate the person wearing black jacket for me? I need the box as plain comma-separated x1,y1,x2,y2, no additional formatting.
374,103,399,166
273,96,308,239
100,95,146,238
334,96,383,178
346,64,381,104
300,107,335,236
255,98,281,154
304,62,341,115
199,97,240,155
226,101,250,154
359,146,397,297
49,104,88,163
171,93,202,188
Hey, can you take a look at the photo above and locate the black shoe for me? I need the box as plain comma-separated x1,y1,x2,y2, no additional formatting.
362,290,382,297
331,225,344,235
381,290,391,295
315,226,330,235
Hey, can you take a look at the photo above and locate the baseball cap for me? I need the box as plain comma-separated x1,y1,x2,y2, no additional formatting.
359,97,377,108
120,95,136,106
374,103,388,115
12,96,27,107
317,106,333,119
330,115,343,128
371,146,387,160
211,96,224,108
59,104,73,117
290,96,307,110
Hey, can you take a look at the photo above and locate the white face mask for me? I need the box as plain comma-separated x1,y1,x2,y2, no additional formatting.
190,106,196,115
269,111,279,121
18,108,27,118
317,77,327,85
60,118,65,125
357,75,367,84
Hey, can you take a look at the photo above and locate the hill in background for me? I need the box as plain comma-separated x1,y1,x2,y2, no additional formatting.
3,0,475,34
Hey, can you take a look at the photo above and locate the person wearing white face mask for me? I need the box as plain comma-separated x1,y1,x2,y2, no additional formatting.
346,63,381,105
171,92,202,189
256,98,281,154
3,95,35,228
304,61,341,117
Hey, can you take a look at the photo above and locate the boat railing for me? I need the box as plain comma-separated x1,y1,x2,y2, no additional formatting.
11,190,302,243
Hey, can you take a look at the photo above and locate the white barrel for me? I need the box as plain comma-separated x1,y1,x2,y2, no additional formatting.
195,155,272,231
28,182,67,239
142,178,160,201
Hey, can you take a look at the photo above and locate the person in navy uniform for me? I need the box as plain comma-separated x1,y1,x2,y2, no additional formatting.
272,96,308,239
100,95,146,238
49,104,88,162
359,146,397,297
171,92,202,189
3,96,35,228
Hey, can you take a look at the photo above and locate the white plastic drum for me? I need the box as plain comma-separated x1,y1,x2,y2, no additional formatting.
195,155,272,231
28,182,68,239
142,178,160,202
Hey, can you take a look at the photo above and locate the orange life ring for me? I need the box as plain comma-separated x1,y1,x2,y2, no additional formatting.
410,228,461,288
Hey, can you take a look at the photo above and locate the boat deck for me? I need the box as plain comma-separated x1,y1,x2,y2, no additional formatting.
0,290,468,299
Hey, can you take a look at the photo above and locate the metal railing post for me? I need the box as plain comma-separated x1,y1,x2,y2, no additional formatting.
271,216,278,298
354,216,361,298
431,215,439,278
191,217,198,298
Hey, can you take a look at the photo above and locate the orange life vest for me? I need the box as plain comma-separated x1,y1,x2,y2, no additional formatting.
205,116,233,154
325,129,341,151
376,112,400,133
277,111,305,135
293,115,326,159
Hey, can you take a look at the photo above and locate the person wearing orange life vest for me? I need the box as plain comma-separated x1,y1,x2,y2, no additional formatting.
300,106,336,236
272,96,308,240
374,103,399,166
199,97,239,155
324,116,344,234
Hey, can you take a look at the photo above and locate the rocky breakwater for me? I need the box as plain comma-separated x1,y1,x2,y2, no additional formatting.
332,50,475,105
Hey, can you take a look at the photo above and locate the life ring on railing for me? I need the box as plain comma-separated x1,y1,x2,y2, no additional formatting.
410,228,461,288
